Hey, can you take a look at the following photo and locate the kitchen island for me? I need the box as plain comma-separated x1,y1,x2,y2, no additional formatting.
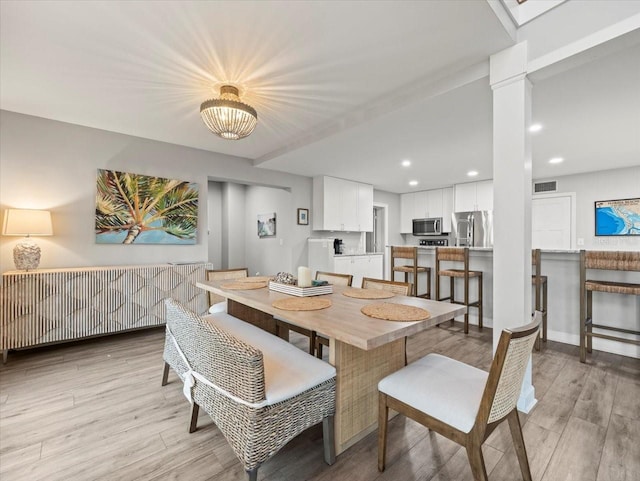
389,246,639,359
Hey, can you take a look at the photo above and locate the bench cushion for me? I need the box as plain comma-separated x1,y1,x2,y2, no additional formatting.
204,313,336,406
208,300,227,314
378,353,488,433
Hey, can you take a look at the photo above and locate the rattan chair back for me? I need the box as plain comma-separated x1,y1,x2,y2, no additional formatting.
206,268,249,305
583,251,640,271
361,277,411,296
316,271,353,286
479,312,541,427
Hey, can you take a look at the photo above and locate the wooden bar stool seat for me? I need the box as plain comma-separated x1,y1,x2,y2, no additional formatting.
580,250,640,363
435,247,483,334
391,246,431,298
531,249,548,350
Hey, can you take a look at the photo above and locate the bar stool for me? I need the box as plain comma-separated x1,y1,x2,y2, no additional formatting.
390,246,431,298
579,250,640,363
532,249,548,350
435,247,482,334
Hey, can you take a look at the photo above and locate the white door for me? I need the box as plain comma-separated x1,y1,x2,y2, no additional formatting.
532,195,572,249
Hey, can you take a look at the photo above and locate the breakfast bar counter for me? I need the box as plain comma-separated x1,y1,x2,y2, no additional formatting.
389,246,640,359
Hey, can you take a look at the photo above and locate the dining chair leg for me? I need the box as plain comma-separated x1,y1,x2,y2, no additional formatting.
189,402,200,433
477,273,483,329
450,277,455,326
464,275,470,334
507,409,532,481
378,392,389,472
309,331,317,355
323,416,336,465
247,468,258,481
586,290,593,353
161,362,170,386
465,442,488,481
542,280,548,343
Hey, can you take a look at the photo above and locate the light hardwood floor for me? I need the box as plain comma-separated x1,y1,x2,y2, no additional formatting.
0,323,638,481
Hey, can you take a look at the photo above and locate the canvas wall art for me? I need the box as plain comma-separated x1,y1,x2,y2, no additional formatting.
95,169,198,244
595,198,640,236
257,213,276,237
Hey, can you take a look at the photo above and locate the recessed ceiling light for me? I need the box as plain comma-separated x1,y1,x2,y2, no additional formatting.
467,170,479,177
549,157,564,164
401,160,411,167
409,180,418,186
529,123,543,133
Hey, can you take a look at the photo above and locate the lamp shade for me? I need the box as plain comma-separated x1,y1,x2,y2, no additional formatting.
2,209,53,236
200,85,257,140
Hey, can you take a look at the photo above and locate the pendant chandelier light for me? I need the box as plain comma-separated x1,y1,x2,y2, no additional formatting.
200,85,257,140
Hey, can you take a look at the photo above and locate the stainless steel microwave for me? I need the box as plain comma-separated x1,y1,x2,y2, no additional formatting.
412,217,442,236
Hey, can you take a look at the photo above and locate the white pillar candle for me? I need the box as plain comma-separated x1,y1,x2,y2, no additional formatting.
297,266,312,287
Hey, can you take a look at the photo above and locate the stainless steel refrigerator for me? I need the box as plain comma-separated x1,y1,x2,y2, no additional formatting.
451,211,493,247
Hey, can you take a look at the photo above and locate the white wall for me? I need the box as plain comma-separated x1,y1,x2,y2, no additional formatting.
536,166,640,251
245,186,294,276
224,182,246,269
0,111,313,274
207,182,222,269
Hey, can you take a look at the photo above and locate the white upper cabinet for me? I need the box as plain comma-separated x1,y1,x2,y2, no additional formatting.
475,180,493,211
442,187,454,233
454,180,493,212
400,187,454,234
357,183,374,231
400,193,414,234
313,176,374,231
412,191,428,220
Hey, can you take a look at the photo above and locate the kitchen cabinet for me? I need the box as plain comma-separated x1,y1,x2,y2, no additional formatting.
400,188,454,233
454,180,493,212
332,254,383,288
313,176,373,231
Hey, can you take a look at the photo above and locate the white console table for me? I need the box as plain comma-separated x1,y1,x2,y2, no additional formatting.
1,263,211,362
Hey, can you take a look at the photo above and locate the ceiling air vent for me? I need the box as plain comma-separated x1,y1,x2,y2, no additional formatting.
534,181,557,193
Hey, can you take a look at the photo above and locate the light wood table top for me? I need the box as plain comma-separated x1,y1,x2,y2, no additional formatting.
196,280,466,351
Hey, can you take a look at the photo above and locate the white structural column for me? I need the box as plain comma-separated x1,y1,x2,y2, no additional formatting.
490,42,536,412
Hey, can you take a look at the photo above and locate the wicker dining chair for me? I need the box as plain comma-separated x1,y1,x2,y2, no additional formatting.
205,268,249,309
163,299,336,481
378,312,542,481
314,272,354,359
361,277,412,296
275,271,353,355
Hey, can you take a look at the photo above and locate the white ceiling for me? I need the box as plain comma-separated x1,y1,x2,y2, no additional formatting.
1,1,639,193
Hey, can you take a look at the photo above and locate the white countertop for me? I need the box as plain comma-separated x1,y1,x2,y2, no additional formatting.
334,252,384,257
390,245,582,254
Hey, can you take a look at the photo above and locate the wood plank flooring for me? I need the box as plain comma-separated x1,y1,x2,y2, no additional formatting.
0,322,638,481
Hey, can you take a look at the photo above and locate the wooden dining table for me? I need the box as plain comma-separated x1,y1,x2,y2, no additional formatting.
196,279,466,455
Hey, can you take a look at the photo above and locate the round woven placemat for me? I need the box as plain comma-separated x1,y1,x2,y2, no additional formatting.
342,288,395,300
221,281,268,290
244,276,273,283
272,297,332,311
361,302,430,322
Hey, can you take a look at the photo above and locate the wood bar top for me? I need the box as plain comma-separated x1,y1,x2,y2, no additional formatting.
196,280,466,351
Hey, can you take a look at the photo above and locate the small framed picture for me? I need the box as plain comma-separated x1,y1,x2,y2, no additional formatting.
297,208,309,225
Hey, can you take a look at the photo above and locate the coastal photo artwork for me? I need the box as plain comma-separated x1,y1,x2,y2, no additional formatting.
95,169,198,244
595,198,640,236
258,212,276,238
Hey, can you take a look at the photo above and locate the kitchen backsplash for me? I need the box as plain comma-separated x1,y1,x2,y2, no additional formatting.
309,231,365,254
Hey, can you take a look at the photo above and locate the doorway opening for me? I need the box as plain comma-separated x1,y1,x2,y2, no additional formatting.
366,203,389,278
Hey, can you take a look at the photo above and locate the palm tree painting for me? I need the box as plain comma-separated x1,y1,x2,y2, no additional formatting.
95,169,198,244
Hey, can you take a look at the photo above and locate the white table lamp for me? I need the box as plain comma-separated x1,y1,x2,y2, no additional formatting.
2,209,53,271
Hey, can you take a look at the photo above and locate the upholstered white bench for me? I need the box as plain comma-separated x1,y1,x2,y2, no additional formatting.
162,299,336,481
